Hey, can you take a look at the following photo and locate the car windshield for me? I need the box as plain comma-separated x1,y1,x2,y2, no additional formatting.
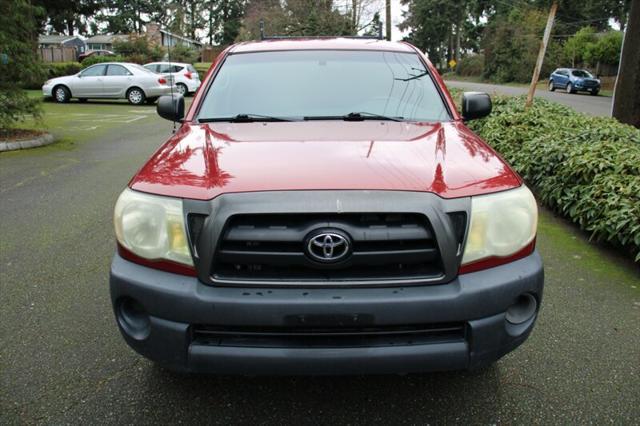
572,70,593,78
198,50,451,122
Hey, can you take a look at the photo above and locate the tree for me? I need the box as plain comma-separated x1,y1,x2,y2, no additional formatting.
563,26,597,67
33,0,100,35
585,31,623,68
95,0,163,34
208,0,246,45
238,0,354,40
0,0,44,130
612,0,639,128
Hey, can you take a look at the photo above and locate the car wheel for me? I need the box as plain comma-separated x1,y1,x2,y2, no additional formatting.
176,83,188,96
78,98,88,103
590,90,599,96
127,87,146,105
566,83,574,94
548,81,555,91
53,85,70,103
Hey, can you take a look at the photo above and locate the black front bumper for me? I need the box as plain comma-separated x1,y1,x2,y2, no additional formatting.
109,250,544,375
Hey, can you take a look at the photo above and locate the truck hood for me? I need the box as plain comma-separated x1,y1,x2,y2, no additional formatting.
130,120,521,200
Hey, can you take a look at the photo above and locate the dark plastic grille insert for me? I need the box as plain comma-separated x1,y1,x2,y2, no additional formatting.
211,213,444,285
191,323,466,348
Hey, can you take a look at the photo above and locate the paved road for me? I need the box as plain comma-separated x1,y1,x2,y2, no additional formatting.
1,103,639,424
446,80,614,117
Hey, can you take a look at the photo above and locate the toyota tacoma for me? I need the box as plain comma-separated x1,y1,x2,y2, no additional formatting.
110,38,544,375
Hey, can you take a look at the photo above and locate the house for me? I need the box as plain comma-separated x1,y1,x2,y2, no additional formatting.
84,34,129,51
145,23,203,50
38,35,86,54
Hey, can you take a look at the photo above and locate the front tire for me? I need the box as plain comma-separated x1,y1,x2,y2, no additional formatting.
590,90,599,96
566,83,574,94
127,87,146,105
176,83,188,96
548,80,555,91
53,85,70,103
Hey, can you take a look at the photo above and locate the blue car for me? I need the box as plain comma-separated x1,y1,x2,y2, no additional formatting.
548,68,600,95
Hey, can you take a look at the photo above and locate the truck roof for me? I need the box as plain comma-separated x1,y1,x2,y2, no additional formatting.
230,38,417,54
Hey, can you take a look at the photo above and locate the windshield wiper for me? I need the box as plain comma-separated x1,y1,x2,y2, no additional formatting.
199,113,298,123
304,112,404,122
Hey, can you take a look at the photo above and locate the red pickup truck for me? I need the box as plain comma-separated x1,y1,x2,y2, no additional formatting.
110,38,543,375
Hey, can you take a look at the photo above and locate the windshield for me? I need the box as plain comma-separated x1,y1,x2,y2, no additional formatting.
572,70,593,78
198,50,451,122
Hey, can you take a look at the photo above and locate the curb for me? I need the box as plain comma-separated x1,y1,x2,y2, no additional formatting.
0,133,56,152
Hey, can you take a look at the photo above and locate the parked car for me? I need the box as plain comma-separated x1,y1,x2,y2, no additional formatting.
42,62,175,105
548,68,600,95
78,49,115,62
143,62,201,96
111,38,543,375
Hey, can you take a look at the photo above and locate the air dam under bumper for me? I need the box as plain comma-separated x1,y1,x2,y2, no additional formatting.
110,251,544,375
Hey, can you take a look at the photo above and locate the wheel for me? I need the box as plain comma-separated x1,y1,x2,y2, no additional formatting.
78,98,88,103
176,83,188,96
127,87,146,105
590,90,599,96
548,80,555,91
566,83,574,94
53,85,70,103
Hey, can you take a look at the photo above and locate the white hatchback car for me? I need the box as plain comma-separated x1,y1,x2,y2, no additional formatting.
42,62,175,105
143,62,201,96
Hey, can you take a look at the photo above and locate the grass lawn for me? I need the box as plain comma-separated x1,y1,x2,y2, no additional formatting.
4,90,190,152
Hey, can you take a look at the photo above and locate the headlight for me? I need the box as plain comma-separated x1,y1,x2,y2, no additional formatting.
462,185,537,267
44,80,52,86
114,188,193,266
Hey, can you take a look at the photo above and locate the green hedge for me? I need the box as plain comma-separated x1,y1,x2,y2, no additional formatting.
80,55,124,68
456,54,484,77
459,93,640,260
194,62,212,81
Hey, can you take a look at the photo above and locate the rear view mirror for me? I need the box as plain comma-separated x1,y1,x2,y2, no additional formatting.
157,94,185,122
461,92,492,121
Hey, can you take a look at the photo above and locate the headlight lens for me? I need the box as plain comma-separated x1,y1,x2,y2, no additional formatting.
462,185,537,265
114,189,193,266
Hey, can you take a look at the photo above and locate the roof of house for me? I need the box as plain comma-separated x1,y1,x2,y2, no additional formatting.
38,35,82,44
231,38,415,54
159,29,203,46
85,34,129,44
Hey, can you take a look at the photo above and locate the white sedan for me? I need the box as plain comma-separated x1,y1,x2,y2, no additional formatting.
42,62,175,105
144,62,201,96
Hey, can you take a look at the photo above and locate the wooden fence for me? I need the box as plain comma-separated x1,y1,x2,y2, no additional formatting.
38,47,78,63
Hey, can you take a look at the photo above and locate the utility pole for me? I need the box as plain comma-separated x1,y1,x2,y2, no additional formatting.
385,0,391,41
612,0,640,128
525,1,558,108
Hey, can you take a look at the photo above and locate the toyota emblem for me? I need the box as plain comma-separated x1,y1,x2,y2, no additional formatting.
305,230,352,263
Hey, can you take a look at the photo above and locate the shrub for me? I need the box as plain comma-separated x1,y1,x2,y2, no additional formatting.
456,54,484,77
45,62,82,77
168,44,199,63
456,93,640,260
81,55,124,68
0,0,43,129
112,35,164,64
194,62,212,80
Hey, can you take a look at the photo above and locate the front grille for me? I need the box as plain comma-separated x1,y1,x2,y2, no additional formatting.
211,213,443,286
191,323,466,348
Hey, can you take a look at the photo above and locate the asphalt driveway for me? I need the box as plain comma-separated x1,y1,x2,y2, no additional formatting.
1,100,638,424
446,80,614,117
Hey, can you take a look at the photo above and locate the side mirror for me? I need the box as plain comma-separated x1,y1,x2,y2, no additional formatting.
157,94,185,122
461,92,492,121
